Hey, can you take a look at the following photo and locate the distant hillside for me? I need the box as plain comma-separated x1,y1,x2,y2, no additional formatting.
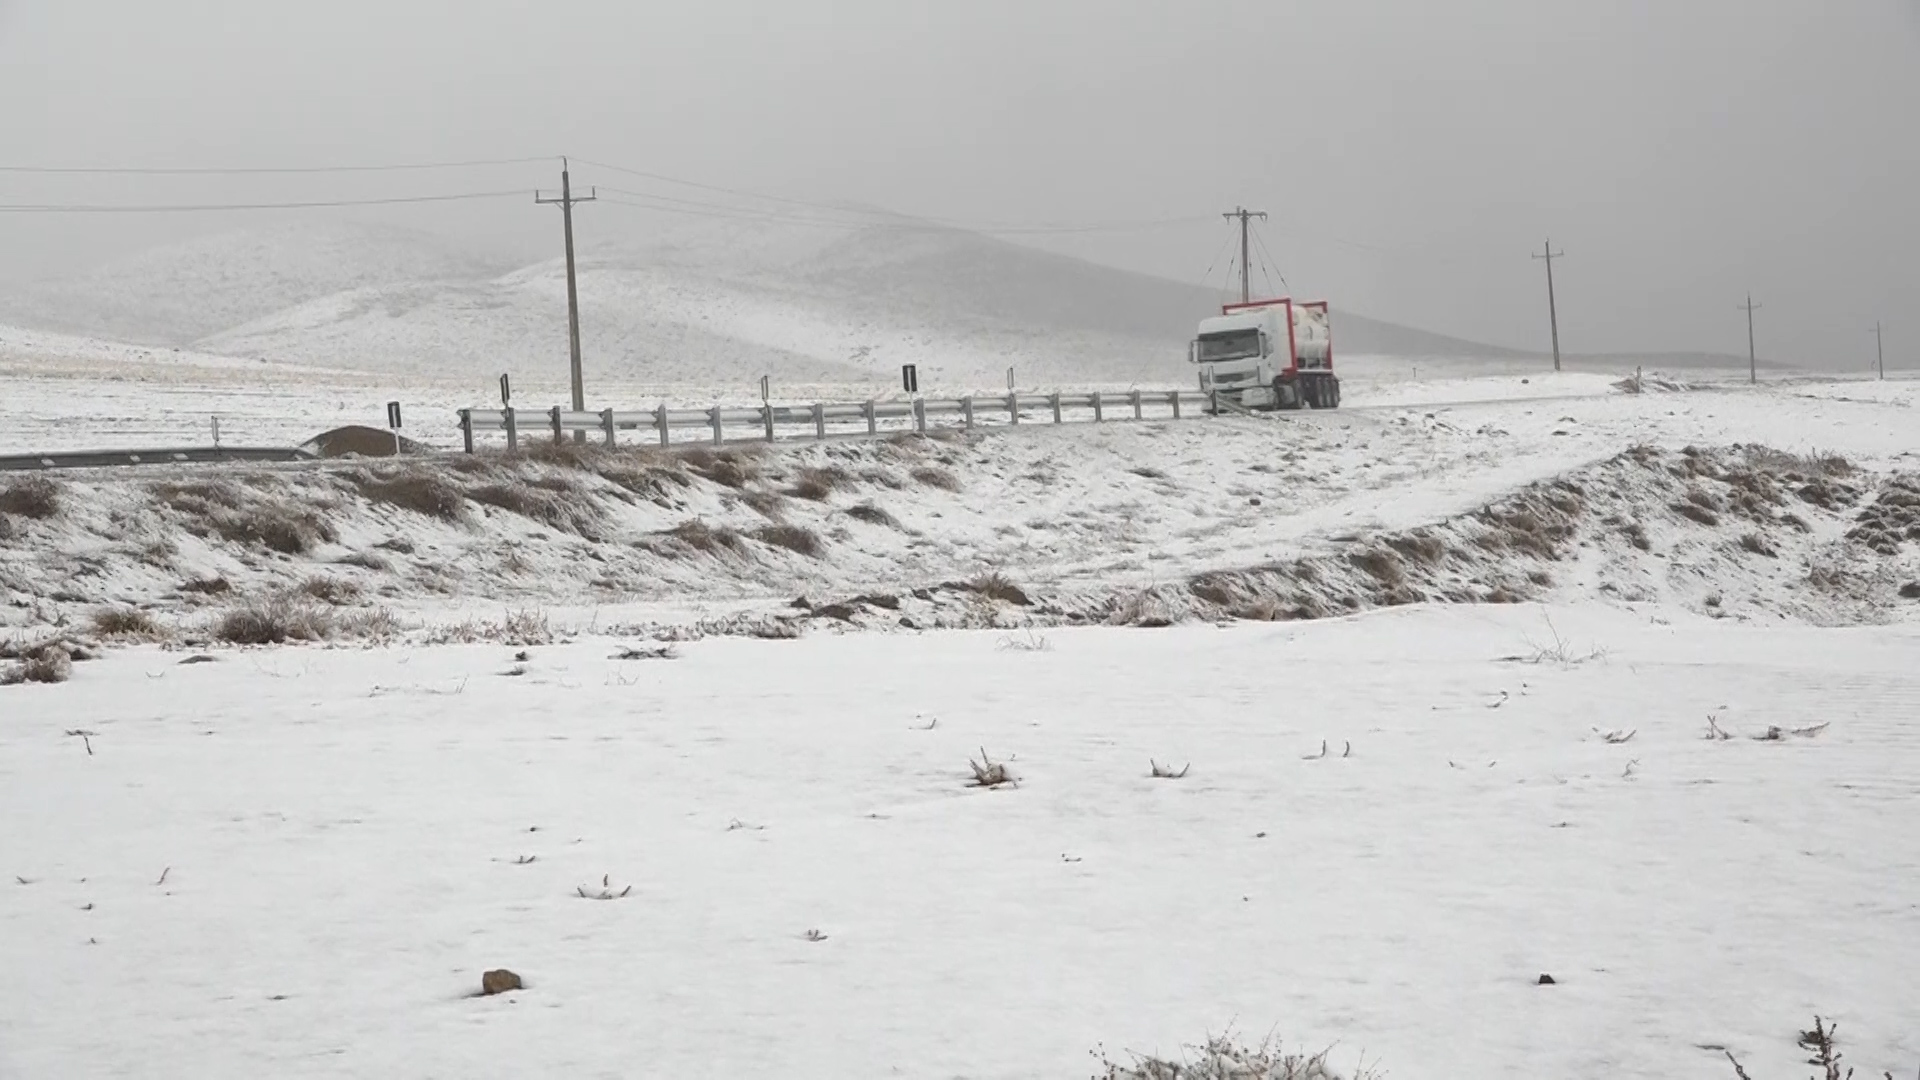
1,217,1527,390
0,222,518,346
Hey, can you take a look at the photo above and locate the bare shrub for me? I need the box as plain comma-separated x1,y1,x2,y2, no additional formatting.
90,608,163,640
968,572,1031,607
1502,615,1606,666
0,477,62,520
356,469,468,522
997,629,1051,652
1725,1014,1910,1080
967,748,1014,788
844,501,901,529
753,524,824,558
787,466,852,501
1096,1032,1374,1080
1,645,72,686
299,576,362,605
911,466,962,492
216,597,337,645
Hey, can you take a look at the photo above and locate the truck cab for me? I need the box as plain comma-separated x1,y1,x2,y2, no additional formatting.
1189,298,1339,410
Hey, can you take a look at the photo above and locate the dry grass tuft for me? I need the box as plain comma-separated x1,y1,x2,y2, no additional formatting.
1738,531,1778,558
1348,547,1406,586
0,477,62,520
215,596,337,645
179,576,233,596
356,469,468,522
787,466,852,502
299,576,363,605
1096,1032,1374,1080
654,519,746,556
468,481,602,536
157,481,338,555
844,501,901,529
680,447,762,489
911,466,963,492
753,524,824,558
89,607,164,640
967,572,1031,607
1,647,72,686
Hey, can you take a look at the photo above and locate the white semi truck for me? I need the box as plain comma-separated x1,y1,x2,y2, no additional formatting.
1189,297,1340,410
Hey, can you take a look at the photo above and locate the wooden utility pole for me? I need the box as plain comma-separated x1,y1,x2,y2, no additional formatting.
1533,240,1564,372
536,158,596,427
1222,207,1268,304
1739,294,1762,385
1873,322,1885,380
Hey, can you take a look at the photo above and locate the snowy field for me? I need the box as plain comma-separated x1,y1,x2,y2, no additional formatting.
4,311,1919,1079
4,604,1918,1079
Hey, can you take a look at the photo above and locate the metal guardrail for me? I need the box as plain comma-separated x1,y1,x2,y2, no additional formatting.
458,390,1229,452
0,446,316,472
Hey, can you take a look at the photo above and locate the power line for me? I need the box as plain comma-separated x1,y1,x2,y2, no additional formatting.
0,190,527,213
599,189,1208,236
1251,228,1291,294
578,158,1210,234
0,156,553,176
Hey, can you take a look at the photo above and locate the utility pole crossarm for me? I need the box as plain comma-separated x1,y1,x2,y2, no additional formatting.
536,157,597,428
1533,240,1565,373
1223,206,1268,305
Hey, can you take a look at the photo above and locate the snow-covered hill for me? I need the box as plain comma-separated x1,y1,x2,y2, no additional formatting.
0,222,520,347
1,220,1534,393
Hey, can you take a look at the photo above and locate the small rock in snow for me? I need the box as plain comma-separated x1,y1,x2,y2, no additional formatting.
1537,973,1557,986
481,969,522,996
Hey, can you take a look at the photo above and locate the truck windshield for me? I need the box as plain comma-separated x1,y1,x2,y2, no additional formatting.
1197,329,1261,362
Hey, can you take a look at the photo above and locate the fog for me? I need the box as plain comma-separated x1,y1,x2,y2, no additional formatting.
2,0,1915,365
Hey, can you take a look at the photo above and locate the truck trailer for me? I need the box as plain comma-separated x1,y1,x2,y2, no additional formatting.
1189,297,1340,411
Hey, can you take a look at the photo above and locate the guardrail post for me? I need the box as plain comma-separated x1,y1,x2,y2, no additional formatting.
459,409,474,454
1007,393,1019,425
549,406,564,445
1131,389,1143,419
762,404,776,443
914,399,926,433
504,407,519,452
655,403,670,447
1050,393,1062,423
709,405,724,445
1171,392,1182,420
962,396,974,429
1093,392,1104,422
1208,390,1219,416
812,403,826,439
600,408,617,449
863,400,876,435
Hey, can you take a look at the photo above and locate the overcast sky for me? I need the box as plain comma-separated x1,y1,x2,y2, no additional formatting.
1,0,1915,364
